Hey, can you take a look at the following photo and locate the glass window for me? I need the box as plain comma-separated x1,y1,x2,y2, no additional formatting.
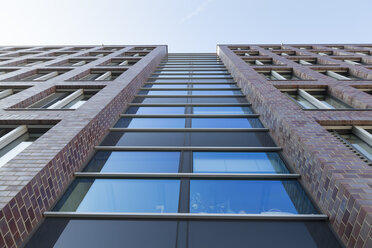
143,84,189,88
314,95,351,109
133,97,188,103
188,220,342,248
192,84,237,88
101,132,275,147
138,90,188,95
340,133,372,161
54,179,180,213
84,151,180,173
193,152,289,173
190,97,247,103
189,180,317,214
191,118,262,128
114,118,185,128
192,106,253,114
191,90,242,95
25,219,178,248
125,107,185,115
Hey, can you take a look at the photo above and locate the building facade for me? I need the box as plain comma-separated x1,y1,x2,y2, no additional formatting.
0,44,370,247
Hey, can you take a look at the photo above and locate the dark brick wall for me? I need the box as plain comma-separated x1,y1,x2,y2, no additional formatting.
218,44,372,248
0,45,166,247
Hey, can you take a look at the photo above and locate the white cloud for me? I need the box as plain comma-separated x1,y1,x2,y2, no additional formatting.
179,0,215,24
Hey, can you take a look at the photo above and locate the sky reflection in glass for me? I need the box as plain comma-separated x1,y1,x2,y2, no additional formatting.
193,152,288,173
190,180,317,214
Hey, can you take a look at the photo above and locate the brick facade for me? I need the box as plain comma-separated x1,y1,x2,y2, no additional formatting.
0,45,167,247
218,44,372,248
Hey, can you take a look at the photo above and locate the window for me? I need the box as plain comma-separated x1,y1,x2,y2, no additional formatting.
257,69,302,80
74,70,126,81
315,69,365,80
54,179,180,213
27,89,98,109
193,152,289,173
101,132,276,147
0,88,25,100
100,59,139,66
244,58,277,66
114,118,186,128
329,126,372,162
191,118,262,128
192,106,253,114
282,88,352,109
15,69,69,81
189,180,317,214
125,106,185,115
0,125,50,167
84,151,180,173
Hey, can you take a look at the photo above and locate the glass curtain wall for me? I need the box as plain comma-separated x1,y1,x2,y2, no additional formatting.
25,54,342,248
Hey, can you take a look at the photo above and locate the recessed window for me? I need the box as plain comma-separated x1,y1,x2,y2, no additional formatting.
256,69,303,80
314,68,365,80
2,59,50,67
260,46,282,50
51,59,95,66
132,47,155,51
0,69,17,76
100,58,140,66
118,52,149,57
84,151,180,173
244,58,277,66
281,88,352,109
0,87,27,100
272,50,300,56
0,125,50,167
234,51,260,57
82,52,111,57
290,58,319,65
228,46,251,50
189,180,317,214
14,69,70,81
328,126,372,162
72,69,126,81
26,89,99,109
54,179,180,213
193,152,289,174
42,52,75,57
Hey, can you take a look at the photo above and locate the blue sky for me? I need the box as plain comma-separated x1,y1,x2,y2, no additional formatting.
0,0,371,52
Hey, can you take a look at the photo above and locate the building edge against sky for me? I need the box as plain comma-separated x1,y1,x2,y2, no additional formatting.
0,44,370,247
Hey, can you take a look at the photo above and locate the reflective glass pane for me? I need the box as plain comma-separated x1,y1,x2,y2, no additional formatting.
114,118,185,128
191,118,263,128
192,84,237,88
144,84,189,88
138,90,188,95
133,97,188,103
193,152,288,173
84,151,180,173
25,219,178,248
190,180,317,214
191,90,242,95
188,220,342,248
193,106,253,114
101,132,275,147
190,97,247,103
55,179,180,213
125,106,185,114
